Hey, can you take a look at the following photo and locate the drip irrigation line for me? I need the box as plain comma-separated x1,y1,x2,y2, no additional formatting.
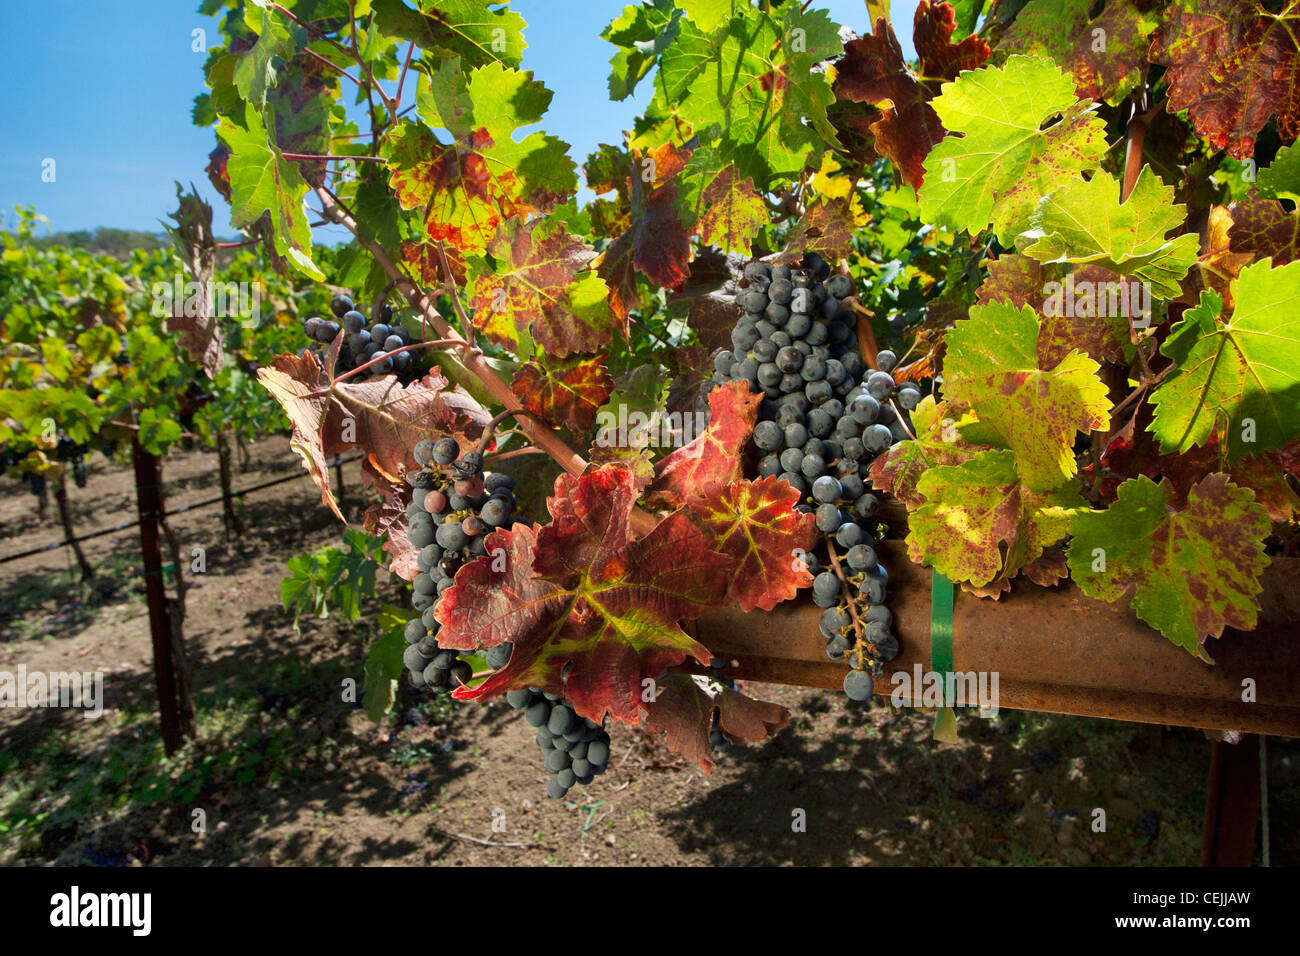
0,454,363,567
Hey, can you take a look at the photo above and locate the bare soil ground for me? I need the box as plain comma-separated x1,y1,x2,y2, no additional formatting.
1,436,1293,866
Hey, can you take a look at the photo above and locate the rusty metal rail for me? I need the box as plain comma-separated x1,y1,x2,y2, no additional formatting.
687,545,1300,737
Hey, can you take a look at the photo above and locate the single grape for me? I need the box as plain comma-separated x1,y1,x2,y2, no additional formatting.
342,310,366,333
862,423,894,454
866,370,896,401
812,475,842,503
330,294,354,318
815,503,842,533
435,522,468,551
898,384,922,411
753,420,783,451
846,543,877,571
835,522,864,549
432,437,459,465
413,439,436,466
800,453,825,479
485,642,512,670
876,349,897,373
844,669,874,701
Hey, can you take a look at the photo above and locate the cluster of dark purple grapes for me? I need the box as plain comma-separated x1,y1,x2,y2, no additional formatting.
56,434,88,488
400,436,519,694
302,293,419,379
505,688,612,799
706,253,916,701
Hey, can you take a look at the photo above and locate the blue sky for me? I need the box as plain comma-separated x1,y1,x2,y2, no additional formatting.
0,0,914,238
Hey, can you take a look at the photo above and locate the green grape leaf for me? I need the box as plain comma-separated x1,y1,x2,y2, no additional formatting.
667,3,843,181
868,395,990,508
1066,474,1271,653
363,625,407,722
603,0,681,101
1150,0,1300,161
216,107,324,279
1257,143,1300,201
1149,260,1300,462
920,55,1107,245
944,302,1112,491
370,0,525,67
1020,167,1201,297
233,3,305,107
997,0,1159,104
511,354,615,433
466,216,618,356
907,449,1083,591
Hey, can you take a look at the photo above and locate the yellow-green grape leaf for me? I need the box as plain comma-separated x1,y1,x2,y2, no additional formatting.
216,108,323,280
944,303,1111,491
370,0,526,68
693,165,767,255
920,55,1107,245
1149,259,1300,462
1066,474,1270,653
1020,167,1201,297
907,449,1083,591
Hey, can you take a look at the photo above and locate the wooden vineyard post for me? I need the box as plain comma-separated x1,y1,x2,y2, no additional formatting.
1201,734,1262,866
131,439,189,755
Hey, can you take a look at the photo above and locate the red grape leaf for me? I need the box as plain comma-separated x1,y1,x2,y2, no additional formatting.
645,380,761,509
687,477,817,612
597,143,695,319
466,216,619,356
511,354,614,433
363,483,419,581
641,674,792,771
834,2,989,190
442,467,733,724
1228,198,1300,266
717,686,789,741
1150,0,1300,160
257,351,487,522
976,256,1130,366
776,197,859,264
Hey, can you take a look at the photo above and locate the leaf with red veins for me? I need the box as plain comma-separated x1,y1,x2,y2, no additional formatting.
466,216,618,356
511,354,614,433
363,483,419,581
446,471,733,724
646,380,761,509
258,354,487,522
685,291,738,356
1150,0,1300,160
1228,198,1300,265
776,197,860,264
641,675,792,771
834,3,989,191
688,477,817,612
400,233,468,288
597,144,695,319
